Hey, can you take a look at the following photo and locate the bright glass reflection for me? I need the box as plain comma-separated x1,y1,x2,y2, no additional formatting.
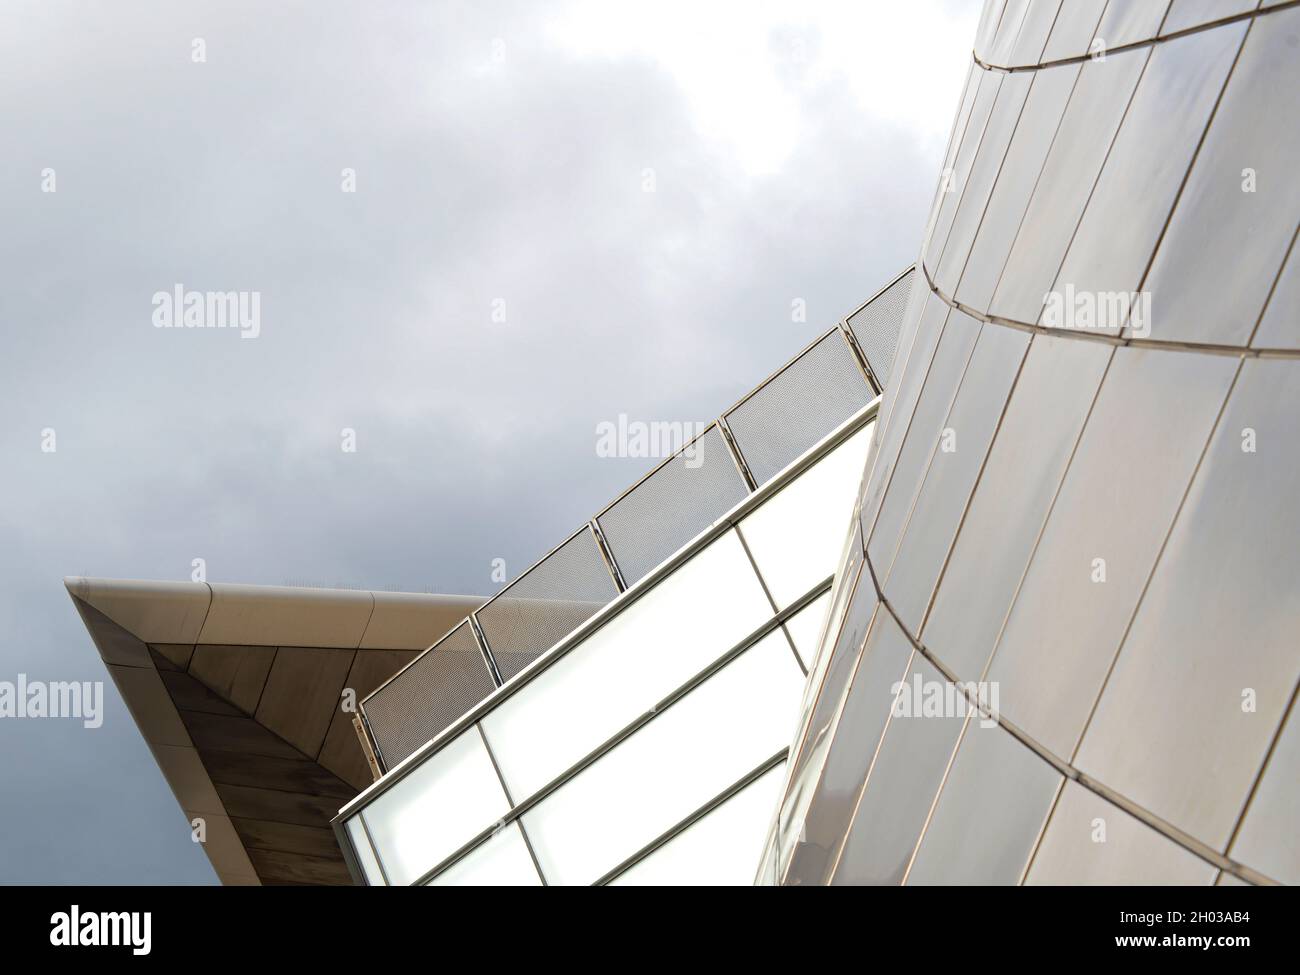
359,727,509,886
522,631,803,886
345,817,384,885
610,762,787,886
783,592,831,669
427,824,542,887
481,529,772,801
741,424,874,609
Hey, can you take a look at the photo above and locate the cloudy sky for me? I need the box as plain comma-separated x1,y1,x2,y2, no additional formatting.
0,0,978,883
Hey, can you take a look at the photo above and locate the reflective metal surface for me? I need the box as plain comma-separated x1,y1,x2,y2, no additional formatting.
1026,782,1216,885
1143,6,1300,346
987,347,1238,756
1049,22,1246,336
783,607,914,885
1075,357,1300,849
784,0,1297,886
906,722,1061,885
989,47,1148,325
921,334,1111,679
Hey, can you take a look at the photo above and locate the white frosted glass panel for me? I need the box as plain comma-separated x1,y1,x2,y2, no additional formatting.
428,824,542,887
345,817,385,885
741,424,874,609
523,631,803,886
362,727,509,886
481,529,772,801
784,592,831,669
611,761,787,886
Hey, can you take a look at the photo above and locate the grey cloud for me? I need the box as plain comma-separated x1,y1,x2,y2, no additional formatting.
0,0,975,882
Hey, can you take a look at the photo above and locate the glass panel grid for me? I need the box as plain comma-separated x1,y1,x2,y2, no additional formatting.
519,630,803,886
609,760,789,886
479,529,772,802
739,424,874,611
355,724,510,887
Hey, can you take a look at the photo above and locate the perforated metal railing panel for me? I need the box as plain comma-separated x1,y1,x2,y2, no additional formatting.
363,621,497,769
723,329,872,486
848,269,914,390
357,270,910,775
476,526,619,682
596,424,749,587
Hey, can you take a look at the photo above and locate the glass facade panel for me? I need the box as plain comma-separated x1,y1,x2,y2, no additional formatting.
1026,782,1216,885
986,347,1237,756
481,529,772,801
782,608,914,885
782,592,831,671
1075,358,1300,849
793,520,862,727
906,723,1061,885
427,823,542,887
609,761,787,886
1049,22,1246,335
953,61,1080,313
1142,7,1300,346
345,818,384,886
879,322,1029,634
740,424,873,610
921,335,1112,679
989,46,1148,325
357,726,509,886
521,631,802,886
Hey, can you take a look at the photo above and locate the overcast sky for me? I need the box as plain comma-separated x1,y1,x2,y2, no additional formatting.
0,0,978,883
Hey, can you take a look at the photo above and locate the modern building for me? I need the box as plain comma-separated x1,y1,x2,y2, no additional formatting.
71,0,1297,885
766,0,1299,886
71,267,912,884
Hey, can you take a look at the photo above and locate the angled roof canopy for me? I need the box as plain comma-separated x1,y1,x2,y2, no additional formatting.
66,577,480,885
